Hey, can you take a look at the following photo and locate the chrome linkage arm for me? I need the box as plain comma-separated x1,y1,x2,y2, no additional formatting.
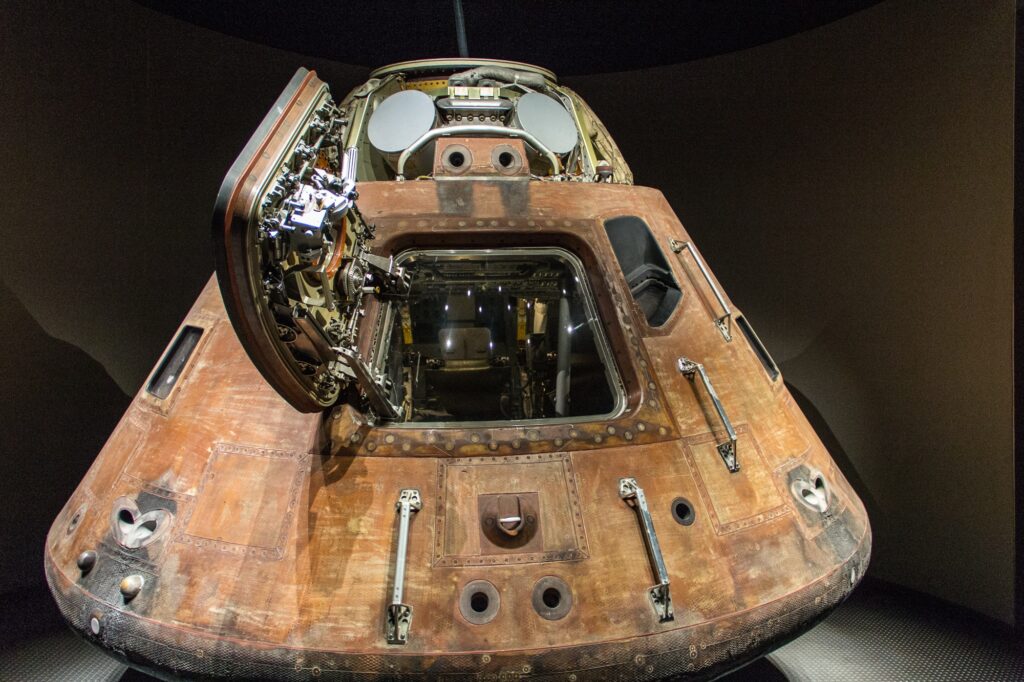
619,477,674,622
385,488,422,644
669,239,732,341
678,357,739,472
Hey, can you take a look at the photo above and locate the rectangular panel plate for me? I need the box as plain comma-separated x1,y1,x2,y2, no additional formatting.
178,443,308,560
433,452,588,566
683,425,789,534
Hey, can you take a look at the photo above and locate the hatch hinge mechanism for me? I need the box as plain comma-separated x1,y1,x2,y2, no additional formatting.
257,136,410,413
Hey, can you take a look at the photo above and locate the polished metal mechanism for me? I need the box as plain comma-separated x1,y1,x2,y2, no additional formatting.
386,488,422,644
332,346,402,421
678,357,739,473
619,478,674,622
669,239,732,341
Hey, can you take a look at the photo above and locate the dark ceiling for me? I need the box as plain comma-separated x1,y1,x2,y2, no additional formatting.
134,0,883,76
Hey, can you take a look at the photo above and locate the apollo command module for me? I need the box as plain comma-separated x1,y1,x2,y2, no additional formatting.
46,58,870,680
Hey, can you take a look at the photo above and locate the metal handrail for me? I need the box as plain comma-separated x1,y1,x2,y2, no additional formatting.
386,488,421,644
678,357,739,472
619,477,674,622
395,124,561,179
670,239,733,341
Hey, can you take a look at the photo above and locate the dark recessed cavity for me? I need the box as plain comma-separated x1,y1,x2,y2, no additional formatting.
113,500,171,549
382,248,623,424
277,324,296,342
448,150,466,167
791,470,830,513
604,216,681,327
146,325,203,399
498,151,515,168
532,576,572,620
66,508,84,535
459,580,500,624
470,591,489,613
736,315,779,381
671,497,696,526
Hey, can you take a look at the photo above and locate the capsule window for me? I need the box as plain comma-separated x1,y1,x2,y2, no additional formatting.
603,216,681,327
146,325,203,399
736,315,779,381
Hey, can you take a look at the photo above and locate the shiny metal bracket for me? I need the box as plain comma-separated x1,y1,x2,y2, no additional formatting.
619,477,674,622
678,357,739,472
386,488,422,644
669,239,732,341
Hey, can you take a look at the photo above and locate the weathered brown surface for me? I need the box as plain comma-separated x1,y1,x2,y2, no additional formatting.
46,176,869,680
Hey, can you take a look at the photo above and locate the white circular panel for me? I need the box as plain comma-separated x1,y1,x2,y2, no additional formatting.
367,90,436,153
516,92,578,155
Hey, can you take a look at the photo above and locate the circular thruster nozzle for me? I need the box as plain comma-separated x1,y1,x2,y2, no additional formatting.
515,92,578,155
367,89,436,153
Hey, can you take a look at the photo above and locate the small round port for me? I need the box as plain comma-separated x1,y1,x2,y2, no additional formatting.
459,580,500,625
671,497,696,526
532,576,572,620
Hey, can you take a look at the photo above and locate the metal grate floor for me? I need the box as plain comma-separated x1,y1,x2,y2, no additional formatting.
2,582,1021,681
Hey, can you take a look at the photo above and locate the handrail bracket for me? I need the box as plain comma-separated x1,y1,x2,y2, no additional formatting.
619,477,675,622
386,488,422,644
678,357,740,472
670,239,732,341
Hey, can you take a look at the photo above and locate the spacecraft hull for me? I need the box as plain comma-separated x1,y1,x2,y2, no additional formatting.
46,62,869,680
46,180,869,679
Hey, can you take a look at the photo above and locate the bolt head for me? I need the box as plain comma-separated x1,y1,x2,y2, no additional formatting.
76,550,97,573
119,574,144,600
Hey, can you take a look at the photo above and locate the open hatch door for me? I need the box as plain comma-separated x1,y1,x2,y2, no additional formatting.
213,68,409,416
